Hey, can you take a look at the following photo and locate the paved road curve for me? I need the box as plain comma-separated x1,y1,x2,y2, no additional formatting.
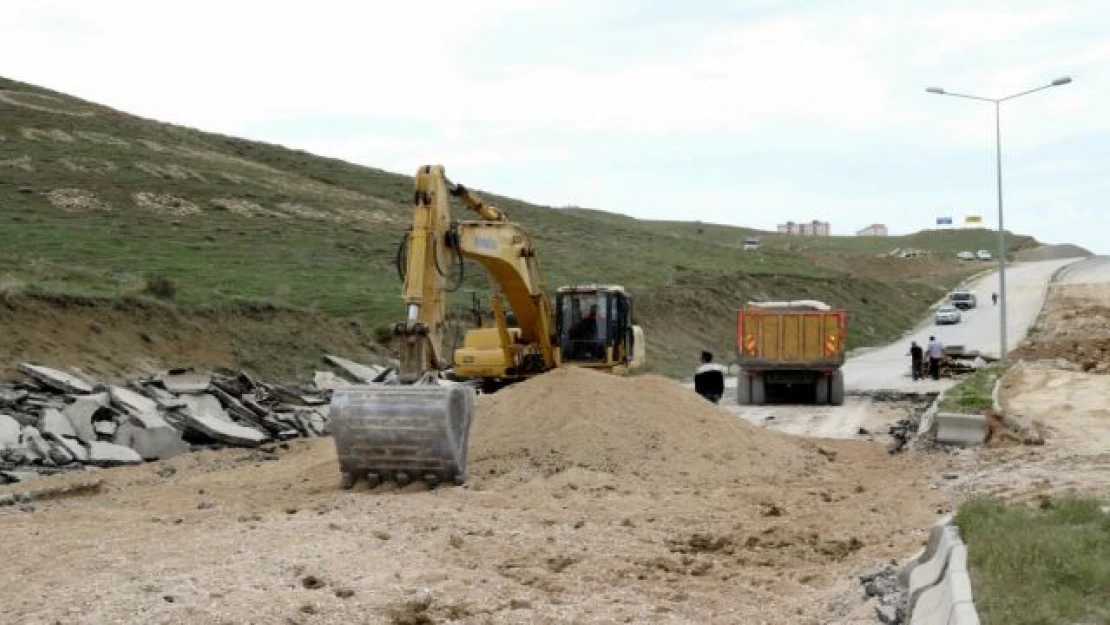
843,257,1082,393
704,257,1089,437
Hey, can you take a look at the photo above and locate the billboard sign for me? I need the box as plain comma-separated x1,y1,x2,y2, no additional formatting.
936,216,953,226
965,215,983,224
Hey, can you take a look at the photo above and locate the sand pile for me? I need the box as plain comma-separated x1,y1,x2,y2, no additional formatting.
469,367,817,483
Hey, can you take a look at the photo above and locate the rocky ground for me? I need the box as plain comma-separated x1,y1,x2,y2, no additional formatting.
0,368,957,625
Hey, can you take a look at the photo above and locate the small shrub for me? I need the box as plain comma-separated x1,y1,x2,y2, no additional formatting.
142,274,177,300
373,325,395,344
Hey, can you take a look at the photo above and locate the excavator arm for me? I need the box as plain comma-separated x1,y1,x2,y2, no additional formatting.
395,165,555,381
328,165,556,489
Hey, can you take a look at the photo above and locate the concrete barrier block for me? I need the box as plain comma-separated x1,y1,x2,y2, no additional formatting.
907,526,959,611
899,514,955,585
935,412,987,446
947,601,980,625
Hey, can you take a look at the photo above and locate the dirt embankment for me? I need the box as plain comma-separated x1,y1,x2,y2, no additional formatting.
1010,283,1110,371
0,367,951,624
1014,244,1092,262
0,293,386,383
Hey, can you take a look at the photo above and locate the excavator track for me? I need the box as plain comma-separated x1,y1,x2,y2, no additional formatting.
328,384,475,489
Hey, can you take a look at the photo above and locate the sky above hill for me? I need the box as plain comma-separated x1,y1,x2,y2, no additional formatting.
5,0,1109,252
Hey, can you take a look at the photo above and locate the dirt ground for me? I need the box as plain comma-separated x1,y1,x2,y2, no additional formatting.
0,293,385,383
0,368,954,625
951,276,1110,504
948,363,1110,505
1010,283,1110,370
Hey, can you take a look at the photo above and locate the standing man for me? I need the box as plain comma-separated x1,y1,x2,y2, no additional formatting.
926,336,944,380
694,350,727,404
909,341,924,381
992,292,999,306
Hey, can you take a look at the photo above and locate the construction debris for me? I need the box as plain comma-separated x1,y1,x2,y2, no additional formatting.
0,360,376,483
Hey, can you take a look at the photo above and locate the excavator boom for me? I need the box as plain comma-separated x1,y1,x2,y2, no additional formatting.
328,165,548,489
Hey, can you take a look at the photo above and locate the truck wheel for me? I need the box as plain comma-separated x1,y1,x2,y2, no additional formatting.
751,375,766,406
814,377,829,404
735,373,751,405
829,371,846,406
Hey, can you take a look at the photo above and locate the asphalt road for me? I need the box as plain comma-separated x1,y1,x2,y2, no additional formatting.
842,257,1083,392
700,257,1092,438
1055,255,1110,285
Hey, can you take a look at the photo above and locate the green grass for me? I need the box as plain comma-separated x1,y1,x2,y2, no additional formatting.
957,497,1110,625
0,74,1047,375
940,364,1010,414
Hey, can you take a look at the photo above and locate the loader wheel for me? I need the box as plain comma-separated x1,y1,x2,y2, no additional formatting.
735,373,751,405
829,371,845,406
750,375,766,406
814,377,829,405
339,471,357,490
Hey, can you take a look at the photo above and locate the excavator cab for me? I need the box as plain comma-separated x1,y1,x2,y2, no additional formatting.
555,285,639,369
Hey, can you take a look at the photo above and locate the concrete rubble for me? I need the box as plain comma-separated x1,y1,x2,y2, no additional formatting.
0,360,377,483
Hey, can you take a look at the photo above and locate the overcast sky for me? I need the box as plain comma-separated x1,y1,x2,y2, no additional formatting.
5,1,1108,252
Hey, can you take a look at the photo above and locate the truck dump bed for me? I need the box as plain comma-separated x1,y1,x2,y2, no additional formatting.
736,303,847,369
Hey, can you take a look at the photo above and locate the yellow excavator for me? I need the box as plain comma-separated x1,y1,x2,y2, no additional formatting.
328,165,645,489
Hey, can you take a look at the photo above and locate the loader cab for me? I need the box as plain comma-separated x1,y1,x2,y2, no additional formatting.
555,285,635,366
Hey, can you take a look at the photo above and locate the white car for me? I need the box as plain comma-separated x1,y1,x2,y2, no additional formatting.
956,251,975,261
976,249,992,260
935,305,962,325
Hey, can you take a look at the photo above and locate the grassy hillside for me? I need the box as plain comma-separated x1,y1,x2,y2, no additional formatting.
0,76,1040,379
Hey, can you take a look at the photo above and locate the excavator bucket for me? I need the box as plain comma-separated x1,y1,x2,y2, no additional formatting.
328,383,475,489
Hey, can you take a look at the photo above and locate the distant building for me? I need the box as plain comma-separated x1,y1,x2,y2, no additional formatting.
856,223,888,237
776,220,831,236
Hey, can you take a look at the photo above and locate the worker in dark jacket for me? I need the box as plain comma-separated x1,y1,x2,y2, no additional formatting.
694,350,726,403
909,341,924,380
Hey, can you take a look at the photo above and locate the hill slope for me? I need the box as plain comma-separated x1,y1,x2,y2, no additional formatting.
0,76,1040,378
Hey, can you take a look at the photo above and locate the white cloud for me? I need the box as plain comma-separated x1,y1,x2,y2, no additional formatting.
2,0,1108,252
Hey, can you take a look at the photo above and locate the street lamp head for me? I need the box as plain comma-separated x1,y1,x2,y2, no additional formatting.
1052,76,1073,86
925,87,946,94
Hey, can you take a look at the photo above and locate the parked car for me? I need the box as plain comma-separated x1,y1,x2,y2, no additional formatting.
956,251,975,261
949,290,977,310
935,305,962,325
742,236,762,251
976,249,992,260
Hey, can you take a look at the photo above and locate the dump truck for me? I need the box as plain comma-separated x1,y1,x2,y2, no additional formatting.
735,300,847,406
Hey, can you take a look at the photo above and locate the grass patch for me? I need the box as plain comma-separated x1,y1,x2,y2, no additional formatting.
957,497,1110,625
939,363,1010,414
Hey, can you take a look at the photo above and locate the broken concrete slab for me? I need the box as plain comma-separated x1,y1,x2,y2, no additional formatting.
21,426,54,461
39,408,77,440
179,394,265,447
160,372,211,394
0,414,21,450
113,421,138,448
55,436,89,463
18,363,94,394
139,383,188,409
313,371,347,390
93,419,118,439
87,441,143,466
130,427,189,460
63,393,110,443
324,355,385,384
110,385,159,417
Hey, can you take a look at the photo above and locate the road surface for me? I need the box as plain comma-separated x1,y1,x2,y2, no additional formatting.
843,257,1082,392
702,257,1086,438
1055,255,1110,284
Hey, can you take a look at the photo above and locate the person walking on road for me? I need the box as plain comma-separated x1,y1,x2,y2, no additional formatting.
909,341,924,381
926,336,944,380
992,292,999,306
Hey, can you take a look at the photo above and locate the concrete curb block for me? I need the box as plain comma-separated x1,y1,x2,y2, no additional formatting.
935,412,988,446
902,516,981,625
917,393,942,437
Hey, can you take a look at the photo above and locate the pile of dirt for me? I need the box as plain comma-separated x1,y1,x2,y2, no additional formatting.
470,367,817,484
1012,284,1110,372
1014,244,1092,261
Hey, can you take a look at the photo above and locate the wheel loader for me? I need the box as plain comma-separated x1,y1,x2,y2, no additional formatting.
328,165,646,489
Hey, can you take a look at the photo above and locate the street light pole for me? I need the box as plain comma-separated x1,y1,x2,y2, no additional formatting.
925,76,1072,360
995,100,1006,362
